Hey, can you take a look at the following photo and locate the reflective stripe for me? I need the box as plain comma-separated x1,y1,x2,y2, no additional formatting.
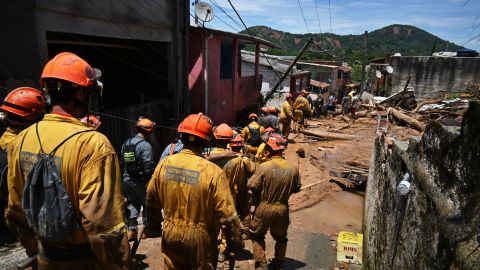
98,222,126,235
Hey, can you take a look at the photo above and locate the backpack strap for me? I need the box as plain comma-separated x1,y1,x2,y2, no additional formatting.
35,123,95,157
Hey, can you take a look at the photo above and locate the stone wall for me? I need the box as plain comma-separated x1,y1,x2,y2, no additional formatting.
364,101,480,270
387,57,480,97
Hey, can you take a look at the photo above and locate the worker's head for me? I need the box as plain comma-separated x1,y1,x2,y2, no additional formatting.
136,117,155,138
248,113,258,122
260,107,269,115
268,106,277,114
80,115,102,129
0,87,46,129
177,113,213,151
213,123,233,148
286,93,293,101
230,134,244,153
264,133,288,157
301,89,309,96
41,52,102,118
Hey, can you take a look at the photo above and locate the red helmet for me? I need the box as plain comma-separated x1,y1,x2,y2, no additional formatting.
40,52,96,88
266,133,288,151
261,107,269,114
178,113,213,140
81,115,102,129
0,87,46,121
213,123,233,140
230,134,244,147
136,117,155,134
264,127,274,133
268,106,277,113
248,113,258,120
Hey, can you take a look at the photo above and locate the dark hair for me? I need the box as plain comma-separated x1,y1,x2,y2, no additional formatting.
44,79,84,105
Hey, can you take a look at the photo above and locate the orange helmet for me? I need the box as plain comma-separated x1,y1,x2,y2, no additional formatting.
265,133,288,151
268,106,277,113
213,123,233,140
261,107,269,114
0,87,46,121
286,93,293,100
264,127,274,133
178,113,213,140
248,113,258,120
136,117,155,134
40,52,96,88
81,115,102,129
230,134,244,147
301,89,309,96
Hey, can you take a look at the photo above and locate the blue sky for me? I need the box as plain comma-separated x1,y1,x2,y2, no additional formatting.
191,0,480,51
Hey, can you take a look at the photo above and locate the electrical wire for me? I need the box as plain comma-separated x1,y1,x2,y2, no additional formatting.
89,110,178,131
208,0,244,30
297,0,310,33
225,0,282,83
314,0,322,33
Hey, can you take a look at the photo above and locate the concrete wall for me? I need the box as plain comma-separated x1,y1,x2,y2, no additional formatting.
364,102,480,269
387,56,480,97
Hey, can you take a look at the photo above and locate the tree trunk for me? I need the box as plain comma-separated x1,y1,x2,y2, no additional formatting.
302,129,359,140
388,107,425,131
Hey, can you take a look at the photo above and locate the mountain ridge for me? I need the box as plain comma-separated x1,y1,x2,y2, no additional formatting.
241,24,464,61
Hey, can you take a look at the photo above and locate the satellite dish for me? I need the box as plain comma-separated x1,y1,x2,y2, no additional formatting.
386,66,393,74
195,2,214,22
375,70,382,78
393,53,402,57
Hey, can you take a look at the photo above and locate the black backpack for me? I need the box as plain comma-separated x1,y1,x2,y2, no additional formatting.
122,138,143,177
22,123,93,243
248,125,262,147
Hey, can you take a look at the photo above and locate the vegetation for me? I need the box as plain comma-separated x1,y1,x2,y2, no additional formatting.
242,24,464,62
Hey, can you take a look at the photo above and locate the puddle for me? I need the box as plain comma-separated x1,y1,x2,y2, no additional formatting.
291,191,364,238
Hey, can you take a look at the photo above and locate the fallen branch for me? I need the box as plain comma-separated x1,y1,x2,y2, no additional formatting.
346,160,369,169
333,124,350,131
387,107,425,131
339,115,352,124
301,129,359,140
412,99,442,113
301,178,330,191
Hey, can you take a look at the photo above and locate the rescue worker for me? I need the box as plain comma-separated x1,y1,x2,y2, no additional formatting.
146,113,243,269
241,114,265,155
254,127,274,164
160,133,183,161
279,94,294,140
266,106,280,132
248,133,301,270
6,52,129,269
258,107,270,128
293,89,313,132
120,117,155,240
80,115,102,129
0,87,46,246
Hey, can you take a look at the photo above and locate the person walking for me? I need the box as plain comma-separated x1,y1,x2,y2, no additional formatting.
146,113,242,269
121,117,155,240
279,94,294,140
6,52,129,269
0,87,46,246
241,113,265,155
248,133,301,270
293,89,313,132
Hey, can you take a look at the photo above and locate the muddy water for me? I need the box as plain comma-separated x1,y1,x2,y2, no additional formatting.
291,191,364,238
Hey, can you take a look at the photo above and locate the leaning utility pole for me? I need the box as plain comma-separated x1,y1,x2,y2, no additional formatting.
360,31,368,93
264,38,314,102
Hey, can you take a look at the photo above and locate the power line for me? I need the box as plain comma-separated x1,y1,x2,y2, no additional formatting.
314,0,322,33
297,0,310,33
328,0,333,33
225,0,282,83
208,0,244,31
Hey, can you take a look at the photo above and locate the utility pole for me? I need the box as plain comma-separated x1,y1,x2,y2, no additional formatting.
360,31,368,93
264,38,314,102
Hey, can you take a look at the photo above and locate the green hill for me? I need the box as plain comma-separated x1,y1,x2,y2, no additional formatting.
241,24,464,61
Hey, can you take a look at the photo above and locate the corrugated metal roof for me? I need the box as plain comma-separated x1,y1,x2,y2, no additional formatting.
310,79,330,88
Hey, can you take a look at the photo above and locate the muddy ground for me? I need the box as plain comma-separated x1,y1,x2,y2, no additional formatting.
1,116,377,270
